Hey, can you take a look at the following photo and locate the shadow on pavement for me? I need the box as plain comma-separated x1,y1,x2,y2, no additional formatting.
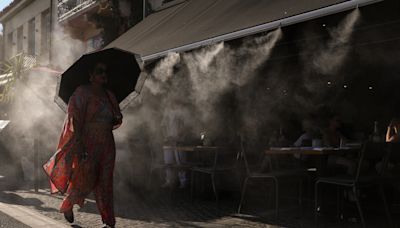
75,187,243,224
0,184,58,213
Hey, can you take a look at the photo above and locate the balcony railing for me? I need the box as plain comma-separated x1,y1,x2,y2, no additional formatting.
57,0,99,22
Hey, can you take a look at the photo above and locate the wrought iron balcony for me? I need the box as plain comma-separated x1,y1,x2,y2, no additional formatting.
57,0,100,22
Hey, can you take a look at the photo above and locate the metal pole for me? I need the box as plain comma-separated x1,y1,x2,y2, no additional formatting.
34,136,39,192
49,0,54,65
143,0,146,19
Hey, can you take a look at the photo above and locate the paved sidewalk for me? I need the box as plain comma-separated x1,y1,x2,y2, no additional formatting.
0,201,69,228
0,184,395,227
0,188,282,228
0,210,30,228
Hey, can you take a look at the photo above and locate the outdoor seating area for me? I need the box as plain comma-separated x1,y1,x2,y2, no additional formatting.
142,133,400,227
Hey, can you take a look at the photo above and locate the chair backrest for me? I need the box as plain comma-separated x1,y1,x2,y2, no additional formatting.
239,136,268,174
355,141,387,181
239,137,252,175
149,148,159,166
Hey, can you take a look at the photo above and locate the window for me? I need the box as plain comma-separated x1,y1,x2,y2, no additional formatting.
147,0,185,12
7,32,13,48
87,34,104,52
7,32,13,57
41,9,51,53
28,18,35,55
17,26,23,53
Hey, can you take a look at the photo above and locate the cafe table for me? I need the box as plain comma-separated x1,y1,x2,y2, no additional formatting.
265,146,360,155
264,146,361,176
162,145,222,166
162,145,220,152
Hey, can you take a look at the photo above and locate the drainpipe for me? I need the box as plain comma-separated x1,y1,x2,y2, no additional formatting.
1,24,4,63
49,0,54,66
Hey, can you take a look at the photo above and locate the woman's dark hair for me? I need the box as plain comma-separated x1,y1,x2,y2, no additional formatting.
86,60,107,84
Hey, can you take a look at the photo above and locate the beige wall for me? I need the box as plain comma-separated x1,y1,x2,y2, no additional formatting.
2,0,50,62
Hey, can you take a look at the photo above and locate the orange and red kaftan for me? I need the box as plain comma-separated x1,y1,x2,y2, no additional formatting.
43,85,122,226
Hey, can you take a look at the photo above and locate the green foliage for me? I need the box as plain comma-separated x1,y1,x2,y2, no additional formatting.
0,52,37,104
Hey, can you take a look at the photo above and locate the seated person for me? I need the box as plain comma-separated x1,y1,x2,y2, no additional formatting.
322,115,345,147
293,118,318,168
161,102,188,188
376,118,400,174
323,114,357,175
294,119,317,147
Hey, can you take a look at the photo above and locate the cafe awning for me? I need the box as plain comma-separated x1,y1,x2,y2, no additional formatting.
106,0,382,62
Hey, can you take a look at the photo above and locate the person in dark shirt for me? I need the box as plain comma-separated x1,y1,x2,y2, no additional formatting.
323,114,357,175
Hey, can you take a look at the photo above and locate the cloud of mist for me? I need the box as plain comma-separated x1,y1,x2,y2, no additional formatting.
293,9,362,114
139,29,282,139
234,28,283,85
51,25,87,69
312,9,360,75
0,70,65,183
185,29,282,103
144,52,181,96
0,23,88,185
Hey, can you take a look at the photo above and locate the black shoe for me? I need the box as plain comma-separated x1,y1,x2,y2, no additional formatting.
63,209,74,223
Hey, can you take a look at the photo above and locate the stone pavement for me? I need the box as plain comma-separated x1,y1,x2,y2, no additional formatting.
0,180,397,227
0,187,283,228
0,210,30,228
1,186,395,228
0,201,69,227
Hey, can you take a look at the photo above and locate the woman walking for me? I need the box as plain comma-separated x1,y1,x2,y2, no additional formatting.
43,62,122,228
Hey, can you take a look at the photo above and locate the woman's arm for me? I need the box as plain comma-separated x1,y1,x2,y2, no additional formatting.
67,86,87,159
386,126,393,142
387,126,399,142
68,87,86,139
107,90,123,130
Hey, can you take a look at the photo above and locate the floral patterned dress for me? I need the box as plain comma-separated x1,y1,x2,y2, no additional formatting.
43,85,122,226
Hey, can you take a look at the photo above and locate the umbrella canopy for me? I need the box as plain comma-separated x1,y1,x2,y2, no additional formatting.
54,48,145,112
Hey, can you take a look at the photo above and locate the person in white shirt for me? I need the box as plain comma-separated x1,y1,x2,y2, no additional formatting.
161,102,188,188
294,119,316,147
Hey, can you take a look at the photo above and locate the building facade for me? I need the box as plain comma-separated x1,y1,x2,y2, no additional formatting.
56,0,144,53
0,0,51,65
0,34,3,64
0,0,147,69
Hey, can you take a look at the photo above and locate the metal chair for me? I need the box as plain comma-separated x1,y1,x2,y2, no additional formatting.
314,141,393,228
190,146,239,204
380,142,400,214
147,148,168,189
237,139,309,221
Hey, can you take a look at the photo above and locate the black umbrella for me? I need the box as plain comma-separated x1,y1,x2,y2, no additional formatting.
54,48,145,112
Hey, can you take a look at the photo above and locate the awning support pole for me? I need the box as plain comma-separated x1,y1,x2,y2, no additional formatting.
143,0,146,20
